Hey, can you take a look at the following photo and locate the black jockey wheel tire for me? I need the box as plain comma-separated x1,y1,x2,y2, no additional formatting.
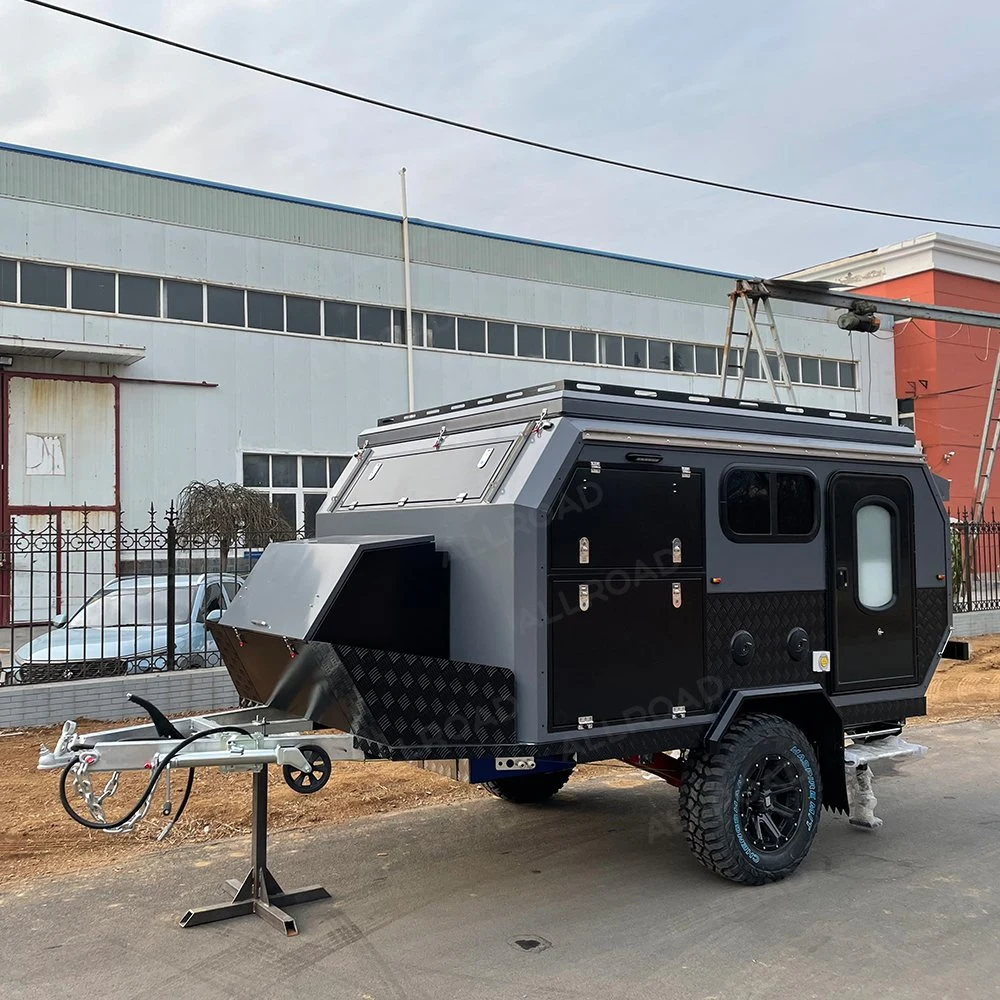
679,713,822,886
483,767,574,804
282,745,332,794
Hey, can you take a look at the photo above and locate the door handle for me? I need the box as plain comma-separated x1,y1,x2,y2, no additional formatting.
836,567,850,590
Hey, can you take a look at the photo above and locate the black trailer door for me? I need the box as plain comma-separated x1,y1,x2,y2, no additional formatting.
829,474,916,692
548,464,706,729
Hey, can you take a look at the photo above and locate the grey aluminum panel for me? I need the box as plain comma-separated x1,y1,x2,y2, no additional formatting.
223,534,432,639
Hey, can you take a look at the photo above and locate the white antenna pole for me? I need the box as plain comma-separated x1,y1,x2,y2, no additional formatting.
400,167,415,412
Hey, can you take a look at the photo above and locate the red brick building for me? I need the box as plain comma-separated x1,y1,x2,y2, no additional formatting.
789,234,1000,513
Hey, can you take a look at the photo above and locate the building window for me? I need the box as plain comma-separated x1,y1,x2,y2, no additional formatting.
799,356,820,385
458,317,486,353
286,295,321,335
856,504,894,609
488,321,515,356
572,330,597,364
624,337,647,368
517,325,543,358
427,314,456,349
0,253,866,394
242,453,269,487
243,452,351,537
649,340,671,371
671,342,694,373
165,279,203,321
247,291,283,331
71,268,115,313
0,258,16,302
600,334,623,367
359,305,391,343
545,328,570,361
820,359,840,387
392,310,424,346
119,274,160,317
325,301,357,339
722,469,817,541
208,285,245,327
695,345,718,375
20,262,66,307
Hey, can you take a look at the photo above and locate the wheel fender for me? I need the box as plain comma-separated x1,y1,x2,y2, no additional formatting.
705,684,848,814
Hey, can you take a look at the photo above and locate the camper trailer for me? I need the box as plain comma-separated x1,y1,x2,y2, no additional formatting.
211,379,951,885
42,379,951,904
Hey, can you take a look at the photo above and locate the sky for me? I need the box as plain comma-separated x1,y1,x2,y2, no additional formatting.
2,0,1000,276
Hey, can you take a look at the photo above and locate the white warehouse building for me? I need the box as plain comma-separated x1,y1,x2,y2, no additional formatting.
0,141,893,540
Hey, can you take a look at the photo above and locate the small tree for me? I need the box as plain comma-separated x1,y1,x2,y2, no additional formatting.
175,480,295,572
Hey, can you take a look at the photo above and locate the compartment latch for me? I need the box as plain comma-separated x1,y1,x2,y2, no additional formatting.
579,536,590,564
578,584,590,612
672,582,682,608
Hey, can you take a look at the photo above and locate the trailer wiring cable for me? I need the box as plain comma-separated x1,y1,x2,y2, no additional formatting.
17,0,1000,233
58,725,251,832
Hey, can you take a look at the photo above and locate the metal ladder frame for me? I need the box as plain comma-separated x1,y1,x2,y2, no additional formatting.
719,279,798,404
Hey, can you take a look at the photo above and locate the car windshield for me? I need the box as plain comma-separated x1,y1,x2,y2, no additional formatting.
67,587,194,628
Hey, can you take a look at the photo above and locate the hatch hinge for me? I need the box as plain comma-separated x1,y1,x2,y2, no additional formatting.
590,461,601,474
681,466,691,478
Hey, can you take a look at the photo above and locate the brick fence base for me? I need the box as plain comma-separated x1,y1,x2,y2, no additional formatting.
0,667,239,729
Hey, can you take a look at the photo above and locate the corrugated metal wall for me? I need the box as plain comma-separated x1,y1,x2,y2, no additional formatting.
1,144,735,306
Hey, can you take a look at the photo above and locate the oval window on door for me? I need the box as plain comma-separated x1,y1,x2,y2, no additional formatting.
856,504,894,609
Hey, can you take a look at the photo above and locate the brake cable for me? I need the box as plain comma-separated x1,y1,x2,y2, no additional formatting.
58,726,250,832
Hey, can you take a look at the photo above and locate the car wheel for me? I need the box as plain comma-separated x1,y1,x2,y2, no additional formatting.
482,767,575,804
679,713,822,885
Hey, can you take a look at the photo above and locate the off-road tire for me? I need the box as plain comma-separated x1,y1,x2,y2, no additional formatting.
679,713,822,885
483,767,574,804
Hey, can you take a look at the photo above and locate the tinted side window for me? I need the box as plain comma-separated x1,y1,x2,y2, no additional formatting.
776,473,816,534
725,470,770,535
20,262,66,307
723,469,817,540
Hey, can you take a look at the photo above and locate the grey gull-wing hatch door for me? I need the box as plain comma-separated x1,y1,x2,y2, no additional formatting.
220,534,449,655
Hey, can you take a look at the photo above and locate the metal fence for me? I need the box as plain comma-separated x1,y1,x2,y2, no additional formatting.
0,506,295,686
951,512,1000,614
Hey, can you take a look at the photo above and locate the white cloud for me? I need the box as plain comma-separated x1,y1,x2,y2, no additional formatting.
1,0,999,275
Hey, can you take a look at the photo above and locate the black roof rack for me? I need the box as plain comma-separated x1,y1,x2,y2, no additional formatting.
377,379,893,427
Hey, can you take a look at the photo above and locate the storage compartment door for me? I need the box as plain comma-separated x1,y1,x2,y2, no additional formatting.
829,474,916,691
550,466,705,570
549,577,704,729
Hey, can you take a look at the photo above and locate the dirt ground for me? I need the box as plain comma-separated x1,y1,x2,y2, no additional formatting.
2,640,998,887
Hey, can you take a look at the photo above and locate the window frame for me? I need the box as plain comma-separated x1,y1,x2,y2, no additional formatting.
720,464,820,544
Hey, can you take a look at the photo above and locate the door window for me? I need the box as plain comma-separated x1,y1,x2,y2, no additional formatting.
856,504,894,609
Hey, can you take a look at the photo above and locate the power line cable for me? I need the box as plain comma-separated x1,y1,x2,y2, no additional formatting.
17,0,1000,233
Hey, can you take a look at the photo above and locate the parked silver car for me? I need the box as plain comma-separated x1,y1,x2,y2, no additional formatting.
9,574,243,683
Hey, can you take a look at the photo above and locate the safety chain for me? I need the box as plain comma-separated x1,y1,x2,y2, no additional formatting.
70,758,154,834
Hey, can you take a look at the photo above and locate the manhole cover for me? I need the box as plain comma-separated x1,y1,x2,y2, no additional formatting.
509,935,552,954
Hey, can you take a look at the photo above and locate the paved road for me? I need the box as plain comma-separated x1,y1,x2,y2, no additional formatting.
3,719,999,1000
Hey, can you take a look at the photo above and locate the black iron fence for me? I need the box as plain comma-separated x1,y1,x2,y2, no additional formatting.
951,512,1000,614
0,506,297,686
